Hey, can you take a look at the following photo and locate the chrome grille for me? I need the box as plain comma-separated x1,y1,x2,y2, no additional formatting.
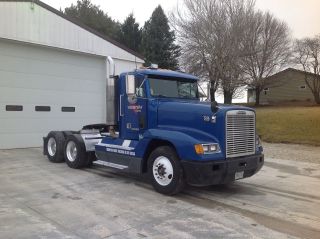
226,110,256,158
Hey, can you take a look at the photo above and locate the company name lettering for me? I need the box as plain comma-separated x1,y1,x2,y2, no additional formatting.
106,147,135,156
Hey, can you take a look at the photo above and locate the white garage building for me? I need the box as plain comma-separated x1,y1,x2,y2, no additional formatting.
0,0,144,149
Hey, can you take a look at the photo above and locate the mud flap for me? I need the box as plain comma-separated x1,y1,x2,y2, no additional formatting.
43,136,48,156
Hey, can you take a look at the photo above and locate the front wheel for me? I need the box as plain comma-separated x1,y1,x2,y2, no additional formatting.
148,146,185,195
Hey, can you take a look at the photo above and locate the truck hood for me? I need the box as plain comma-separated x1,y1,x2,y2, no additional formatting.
157,99,254,143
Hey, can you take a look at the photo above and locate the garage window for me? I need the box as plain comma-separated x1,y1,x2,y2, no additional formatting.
6,105,23,111
35,106,51,112
61,106,75,112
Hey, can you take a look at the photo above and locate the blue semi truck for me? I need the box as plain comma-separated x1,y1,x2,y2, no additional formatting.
43,57,264,195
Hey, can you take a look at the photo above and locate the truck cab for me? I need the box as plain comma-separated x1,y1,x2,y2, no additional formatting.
44,65,264,195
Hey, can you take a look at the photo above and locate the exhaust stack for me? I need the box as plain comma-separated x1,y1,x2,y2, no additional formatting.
106,56,117,127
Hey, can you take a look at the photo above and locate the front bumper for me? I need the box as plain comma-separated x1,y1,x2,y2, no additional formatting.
181,154,264,186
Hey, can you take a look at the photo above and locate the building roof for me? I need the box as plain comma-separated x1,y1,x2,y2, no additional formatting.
266,68,318,79
0,0,144,61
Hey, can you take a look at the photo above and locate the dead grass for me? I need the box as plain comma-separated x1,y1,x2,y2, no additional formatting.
255,106,320,146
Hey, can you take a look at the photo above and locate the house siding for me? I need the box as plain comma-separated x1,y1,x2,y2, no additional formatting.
248,69,315,104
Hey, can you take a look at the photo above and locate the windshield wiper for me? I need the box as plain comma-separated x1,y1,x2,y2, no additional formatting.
153,94,197,99
179,95,198,99
153,94,168,98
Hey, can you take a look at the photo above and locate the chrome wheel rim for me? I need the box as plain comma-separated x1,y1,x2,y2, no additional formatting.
47,137,56,157
153,156,173,186
66,141,77,162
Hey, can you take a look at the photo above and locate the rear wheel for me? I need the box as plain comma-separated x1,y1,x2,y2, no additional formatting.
64,134,88,169
148,146,185,195
45,131,65,163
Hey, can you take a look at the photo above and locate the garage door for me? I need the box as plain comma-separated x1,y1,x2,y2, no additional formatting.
0,40,106,149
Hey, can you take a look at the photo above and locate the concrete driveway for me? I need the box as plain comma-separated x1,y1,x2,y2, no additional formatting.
0,148,320,239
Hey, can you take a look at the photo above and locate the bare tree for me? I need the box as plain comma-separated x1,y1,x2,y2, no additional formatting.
171,0,255,103
241,11,292,106
171,0,221,101
294,36,320,104
219,0,256,103
179,42,221,101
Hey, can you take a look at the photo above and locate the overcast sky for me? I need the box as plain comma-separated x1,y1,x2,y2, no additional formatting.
40,0,320,103
42,0,320,39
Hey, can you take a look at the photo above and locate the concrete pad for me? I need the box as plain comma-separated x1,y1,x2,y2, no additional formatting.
0,148,319,238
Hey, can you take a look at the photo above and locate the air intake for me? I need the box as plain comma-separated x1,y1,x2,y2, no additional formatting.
226,110,256,158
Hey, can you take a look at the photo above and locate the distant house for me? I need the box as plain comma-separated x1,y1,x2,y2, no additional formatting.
247,68,315,104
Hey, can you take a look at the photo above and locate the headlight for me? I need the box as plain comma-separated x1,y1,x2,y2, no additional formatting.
194,143,220,155
210,144,218,151
203,145,210,152
256,135,261,146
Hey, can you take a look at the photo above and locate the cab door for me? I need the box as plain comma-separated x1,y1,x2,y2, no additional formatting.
120,74,147,140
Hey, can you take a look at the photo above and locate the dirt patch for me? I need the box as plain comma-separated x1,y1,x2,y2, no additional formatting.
262,142,320,164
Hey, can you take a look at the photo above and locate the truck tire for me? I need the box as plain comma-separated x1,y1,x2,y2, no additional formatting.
45,131,65,163
148,146,185,195
64,134,88,169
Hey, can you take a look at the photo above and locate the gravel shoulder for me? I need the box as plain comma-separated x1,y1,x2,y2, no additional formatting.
262,142,320,164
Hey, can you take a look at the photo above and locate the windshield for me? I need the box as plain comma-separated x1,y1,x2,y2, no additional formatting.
148,78,199,99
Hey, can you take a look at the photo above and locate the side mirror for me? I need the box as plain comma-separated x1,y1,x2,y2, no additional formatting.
211,101,219,114
126,75,135,95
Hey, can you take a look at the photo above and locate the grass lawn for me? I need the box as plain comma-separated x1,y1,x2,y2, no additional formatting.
255,106,320,146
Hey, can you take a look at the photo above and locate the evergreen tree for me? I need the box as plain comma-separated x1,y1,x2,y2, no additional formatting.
141,6,180,70
64,0,121,41
118,14,142,53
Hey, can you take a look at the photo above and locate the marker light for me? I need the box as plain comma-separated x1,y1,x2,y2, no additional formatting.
194,144,204,154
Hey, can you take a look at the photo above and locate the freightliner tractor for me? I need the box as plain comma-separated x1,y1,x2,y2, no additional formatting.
43,57,264,195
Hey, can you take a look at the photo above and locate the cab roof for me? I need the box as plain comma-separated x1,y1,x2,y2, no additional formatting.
131,68,199,81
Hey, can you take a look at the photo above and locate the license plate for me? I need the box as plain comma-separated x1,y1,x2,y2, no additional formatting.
235,171,244,180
